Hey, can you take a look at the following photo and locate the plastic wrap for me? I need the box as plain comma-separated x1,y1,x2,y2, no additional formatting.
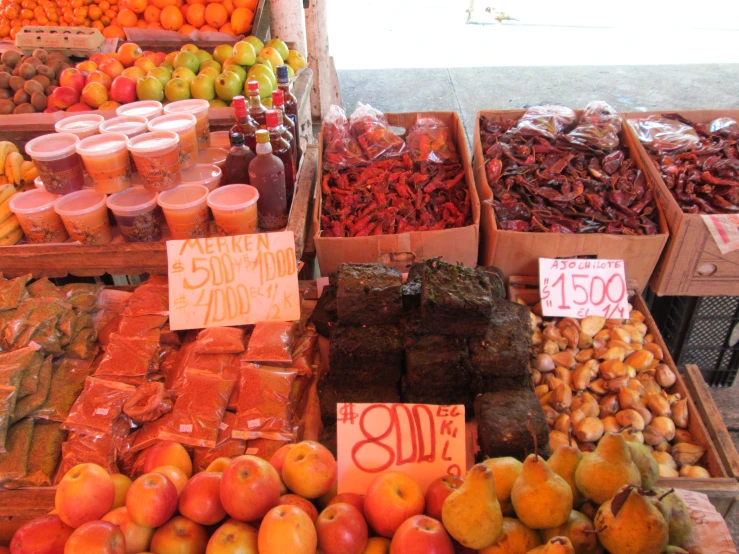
7,421,65,488
565,101,622,152
121,412,175,456
12,355,52,423
64,328,98,360
709,117,739,135
349,103,407,161
244,437,291,461
93,330,161,385
406,117,459,163
194,327,245,354
31,356,94,422
0,386,17,454
290,328,318,375
27,277,64,299
0,275,30,312
61,283,102,312
233,364,298,441
322,104,367,170
244,321,299,363
3,298,70,354
61,377,135,439
159,370,235,448
54,432,118,482
516,105,577,139
121,280,169,317
0,346,39,390
160,322,181,346
192,411,246,472
123,382,173,424
118,315,168,336
17,349,44,398
0,418,33,485
628,116,700,153
166,337,239,396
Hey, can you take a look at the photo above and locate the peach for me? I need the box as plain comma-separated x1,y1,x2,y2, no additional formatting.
282,441,337,499
122,66,146,82
220,455,281,522
206,519,258,554
55,463,115,528
86,70,112,90
144,441,193,478
99,59,125,80
150,516,208,554
64,521,125,554
102,506,155,554
75,60,98,76
363,537,392,554
278,494,318,523
258,505,316,554
179,472,227,526
111,474,132,510
126,472,178,528
364,472,424,538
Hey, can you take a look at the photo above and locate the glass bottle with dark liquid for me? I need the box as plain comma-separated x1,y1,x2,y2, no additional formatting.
223,131,255,185
266,109,295,205
249,129,288,231
246,80,267,129
276,65,298,129
229,95,259,152
272,89,300,168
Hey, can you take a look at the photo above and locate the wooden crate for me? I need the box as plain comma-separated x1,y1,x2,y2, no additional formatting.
508,275,739,517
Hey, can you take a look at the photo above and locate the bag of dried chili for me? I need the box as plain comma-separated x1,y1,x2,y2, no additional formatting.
290,328,318,376
121,280,169,317
0,274,30,312
243,321,299,364
323,104,367,170
7,421,65,488
565,101,622,152
0,418,34,484
61,377,136,439
192,411,246,472
349,103,407,161
628,116,700,153
93,330,161,385
516,105,577,140
0,386,17,454
31,356,95,422
194,327,245,354
406,117,459,164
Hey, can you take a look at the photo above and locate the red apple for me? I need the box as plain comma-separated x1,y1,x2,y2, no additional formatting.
110,76,137,104
258,505,316,554
425,475,464,521
75,60,97,76
59,68,86,93
316,503,368,554
150,516,208,554
206,519,258,554
153,465,188,495
144,441,193,478
328,493,364,518
89,53,108,65
64,521,125,554
205,457,231,473
281,441,337,499
126,472,178,528
278,494,318,523
99,59,125,80
269,444,294,474
44,106,61,113
179,472,227,526
81,82,108,108
390,515,454,554
220,455,281,522
9,514,74,554
66,102,93,112
55,463,115,528
364,472,424,538
50,86,80,110
102,506,155,554
86,70,112,90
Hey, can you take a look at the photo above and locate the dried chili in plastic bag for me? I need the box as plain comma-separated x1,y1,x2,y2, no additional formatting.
58,311,93,348
323,104,367,170
516,105,577,139
3,298,69,354
55,432,118,482
65,328,98,360
233,364,298,441
627,116,700,153
349,103,407,161
710,117,739,135
159,370,235,448
156,345,179,383
93,289,133,342
167,337,239,396
27,277,64,299
62,377,136,439
122,281,169,317
244,321,299,363
7,421,65,488
194,327,245,354
61,283,102,312
406,117,459,164
0,275,30,312
160,322,181,347
565,101,622,152
0,418,33,484
32,356,95,422
290,328,318,376
244,437,291,461
12,355,52,423
0,386,17,453
192,411,246,472
123,382,173,425
94,330,161,385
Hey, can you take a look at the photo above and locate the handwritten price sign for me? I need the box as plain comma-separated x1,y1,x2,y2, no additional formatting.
539,258,629,319
336,403,466,495
166,231,300,331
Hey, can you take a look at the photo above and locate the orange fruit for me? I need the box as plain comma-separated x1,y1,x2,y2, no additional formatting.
233,0,254,8
221,0,232,14
203,1,224,27
184,1,202,25
159,3,181,29
0,23,9,37
4,6,17,19
102,23,125,36
116,7,135,25
151,0,174,7
147,20,160,28
127,0,145,13
229,6,251,33
135,18,146,26
178,3,187,17
104,8,116,17
98,0,109,9
87,4,100,18
178,22,195,33
218,21,233,34
143,4,159,21
91,19,103,29
198,23,215,31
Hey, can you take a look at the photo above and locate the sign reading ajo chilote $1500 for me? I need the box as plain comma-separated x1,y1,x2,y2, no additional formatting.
166,231,300,331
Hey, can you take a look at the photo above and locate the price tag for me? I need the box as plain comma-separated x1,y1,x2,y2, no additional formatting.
167,231,301,331
539,258,629,319
336,403,466,495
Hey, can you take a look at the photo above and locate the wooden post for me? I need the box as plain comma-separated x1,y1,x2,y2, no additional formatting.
305,0,342,119
269,0,308,55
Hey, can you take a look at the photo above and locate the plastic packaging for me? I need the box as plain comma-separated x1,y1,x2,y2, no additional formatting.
62,283,101,312
158,370,235,448
290,328,318,375
55,114,105,139
76,133,132,194
123,382,173,424
233,363,298,441
99,115,148,139
61,377,136,438
54,190,112,245
93,330,161,385
121,279,169,317
194,327,245,354
323,105,367,170
565,101,622,152
0,386,17,453
0,346,39,390
0,275,30,311
406,117,459,163
55,431,118,481
199,147,228,168
7,420,65,488
207,184,259,236
31,356,94,422
181,164,222,192
349,103,407,161
117,315,168,335
17,348,44,397
148,113,200,170
12,355,52,423
122,412,174,456
710,117,739,135
157,184,210,240
627,116,701,153
515,105,578,139
116,100,163,120
25,133,85,195
244,437,291,461
0,418,33,484
27,277,63,299
164,99,211,151
192,411,246,472
9,189,68,244
209,130,230,150
127,131,182,192
107,187,162,243
244,321,298,363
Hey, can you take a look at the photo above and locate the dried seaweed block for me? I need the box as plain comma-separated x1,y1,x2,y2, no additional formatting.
479,266,506,299
318,376,401,425
402,263,424,311
400,381,474,420
405,334,471,390
475,388,550,461
337,263,402,325
7,421,65,488
0,418,34,484
328,324,402,385
421,260,493,336
312,285,337,338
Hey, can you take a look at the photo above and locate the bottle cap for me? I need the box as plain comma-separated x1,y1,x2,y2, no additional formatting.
265,109,279,128
230,132,245,146
272,89,284,107
247,80,260,92
232,96,246,118
276,65,289,82
256,129,270,144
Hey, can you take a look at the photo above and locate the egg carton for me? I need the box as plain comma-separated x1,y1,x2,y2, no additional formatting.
14,26,118,58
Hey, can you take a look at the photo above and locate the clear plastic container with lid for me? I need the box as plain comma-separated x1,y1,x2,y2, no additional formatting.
107,187,161,242
199,147,228,168
207,184,259,236
99,115,148,139
76,132,132,194
127,131,181,192
147,113,199,170
209,131,230,150
157,184,210,239
164,99,210,151
25,133,85,195
181,164,222,192
54,114,105,139
9,189,68,243
53,189,111,244
116,100,163,120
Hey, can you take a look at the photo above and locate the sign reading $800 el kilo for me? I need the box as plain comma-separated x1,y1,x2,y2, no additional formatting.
166,231,300,331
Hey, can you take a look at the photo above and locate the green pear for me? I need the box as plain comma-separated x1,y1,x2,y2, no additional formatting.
548,444,585,507
627,442,659,491
527,536,575,554
511,454,572,529
442,463,503,550
575,433,641,505
478,517,540,554
541,511,603,554
595,486,668,554
482,457,523,516
653,488,694,547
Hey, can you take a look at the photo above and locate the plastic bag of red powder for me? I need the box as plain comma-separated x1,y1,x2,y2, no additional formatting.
192,411,246,472
243,321,299,364
244,437,291,461
194,327,245,354
93,330,161,385
233,364,298,441
159,370,235,448
55,432,118,482
61,377,136,439
121,280,169,317
121,412,175,457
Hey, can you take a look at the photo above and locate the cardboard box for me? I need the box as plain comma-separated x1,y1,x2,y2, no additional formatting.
624,109,739,296
313,111,480,274
473,109,669,292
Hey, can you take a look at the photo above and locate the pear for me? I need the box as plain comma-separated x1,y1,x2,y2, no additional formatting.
442,463,503,550
653,487,694,547
541,511,603,554
527,536,575,554
483,457,523,516
627,442,659,490
511,454,572,529
548,444,585,507
478,517,540,554
595,486,668,554
574,433,641,505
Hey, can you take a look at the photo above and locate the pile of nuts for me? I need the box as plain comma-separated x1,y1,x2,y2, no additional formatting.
524,305,709,479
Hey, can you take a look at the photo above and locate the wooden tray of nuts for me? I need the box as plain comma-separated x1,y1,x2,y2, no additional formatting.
508,275,739,517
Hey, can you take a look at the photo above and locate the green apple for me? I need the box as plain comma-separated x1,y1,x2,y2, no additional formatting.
136,75,164,102
247,63,276,89
200,59,221,73
265,38,289,61
159,61,174,72
194,50,213,64
190,74,216,101
198,67,220,81
174,51,200,75
286,64,295,78
165,78,191,101
172,66,196,84
215,71,242,101
212,44,234,65
147,66,172,88
165,52,178,66
244,36,264,56
181,43,199,53
286,49,306,72
209,99,227,108
225,64,246,84
259,46,284,71
254,56,274,75
247,72,272,100
231,41,256,66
